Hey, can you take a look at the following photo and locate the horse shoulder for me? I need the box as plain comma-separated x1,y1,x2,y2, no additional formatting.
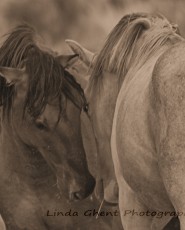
152,41,185,216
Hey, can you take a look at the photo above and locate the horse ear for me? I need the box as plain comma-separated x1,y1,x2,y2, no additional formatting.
0,67,25,85
57,54,79,68
65,39,95,67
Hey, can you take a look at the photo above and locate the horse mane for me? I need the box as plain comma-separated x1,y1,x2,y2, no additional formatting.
91,12,182,88
0,24,86,119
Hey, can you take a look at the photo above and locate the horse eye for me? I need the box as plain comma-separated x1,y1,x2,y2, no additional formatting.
83,104,89,113
35,121,48,131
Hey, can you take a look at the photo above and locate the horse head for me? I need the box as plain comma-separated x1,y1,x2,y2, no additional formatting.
0,25,95,201
64,40,119,205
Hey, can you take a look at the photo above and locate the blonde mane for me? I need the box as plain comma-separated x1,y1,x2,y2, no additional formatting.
91,12,183,88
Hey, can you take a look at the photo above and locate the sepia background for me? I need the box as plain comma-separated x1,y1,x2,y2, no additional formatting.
0,1,184,230
0,0,184,54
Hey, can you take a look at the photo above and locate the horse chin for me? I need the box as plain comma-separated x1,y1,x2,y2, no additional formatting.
104,180,119,206
95,179,118,206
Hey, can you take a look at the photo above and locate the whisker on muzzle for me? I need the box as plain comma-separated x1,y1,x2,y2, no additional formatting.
96,198,104,219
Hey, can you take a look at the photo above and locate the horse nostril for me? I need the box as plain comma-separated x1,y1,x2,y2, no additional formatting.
70,177,95,201
73,191,83,200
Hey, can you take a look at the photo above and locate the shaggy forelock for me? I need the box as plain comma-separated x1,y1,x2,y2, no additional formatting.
0,24,86,119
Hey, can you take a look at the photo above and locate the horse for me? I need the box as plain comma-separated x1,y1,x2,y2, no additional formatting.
65,40,119,205
65,46,124,230
0,24,96,230
65,12,185,229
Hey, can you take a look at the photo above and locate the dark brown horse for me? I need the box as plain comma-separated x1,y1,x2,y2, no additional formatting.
0,25,95,230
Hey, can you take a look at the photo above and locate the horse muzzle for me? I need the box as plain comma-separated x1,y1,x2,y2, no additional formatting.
57,174,95,201
95,179,118,205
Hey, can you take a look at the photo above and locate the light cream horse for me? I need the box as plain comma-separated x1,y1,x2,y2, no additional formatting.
0,215,5,230
66,12,184,229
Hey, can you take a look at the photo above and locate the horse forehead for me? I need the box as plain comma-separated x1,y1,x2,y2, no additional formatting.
44,103,60,116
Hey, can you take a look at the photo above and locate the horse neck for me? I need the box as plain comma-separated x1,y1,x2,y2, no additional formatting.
88,71,119,182
90,71,119,138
